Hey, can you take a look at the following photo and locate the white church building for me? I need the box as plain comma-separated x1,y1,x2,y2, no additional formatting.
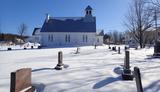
32,6,104,47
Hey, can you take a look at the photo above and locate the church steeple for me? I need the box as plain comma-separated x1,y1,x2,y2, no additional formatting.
85,5,92,16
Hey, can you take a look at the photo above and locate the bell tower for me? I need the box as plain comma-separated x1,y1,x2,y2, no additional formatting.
85,5,92,16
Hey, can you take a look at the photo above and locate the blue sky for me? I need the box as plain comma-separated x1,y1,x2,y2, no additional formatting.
0,0,130,35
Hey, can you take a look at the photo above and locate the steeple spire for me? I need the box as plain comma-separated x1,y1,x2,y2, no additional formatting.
85,5,92,16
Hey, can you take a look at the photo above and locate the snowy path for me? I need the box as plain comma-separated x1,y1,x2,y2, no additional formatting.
0,45,160,92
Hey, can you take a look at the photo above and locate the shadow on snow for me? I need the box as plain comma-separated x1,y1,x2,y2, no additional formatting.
93,76,121,89
144,80,160,92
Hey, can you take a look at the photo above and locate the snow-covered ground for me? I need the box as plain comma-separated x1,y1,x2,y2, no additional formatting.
0,45,160,92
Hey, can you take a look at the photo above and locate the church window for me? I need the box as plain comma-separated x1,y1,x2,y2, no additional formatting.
68,35,70,42
86,11,88,15
83,35,85,42
89,10,91,14
86,35,88,42
65,35,68,42
51,35,53,42
65,35,70,43
48,35,50,41
83,35,88,42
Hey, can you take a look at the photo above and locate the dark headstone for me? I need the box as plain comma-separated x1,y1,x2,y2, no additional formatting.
112,47,115,51
109,46,111,49
134,67,143,92
125,46,128,50
153,41,160,57
122,72,133,80
112,46,117,51
122,50,133,80
55,51,64,70
10,68,35,92
124,51,130,69
118,47,120,54
94,45,97,49
8,48,12,50
31,46,33,49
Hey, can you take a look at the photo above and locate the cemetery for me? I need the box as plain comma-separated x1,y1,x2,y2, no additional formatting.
0,45,160,92
1,0,160,91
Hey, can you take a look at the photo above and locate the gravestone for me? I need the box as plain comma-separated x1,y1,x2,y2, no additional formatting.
10,68,35,92
8,48,12,51
75,47,80,54
94,45,97,49
118,47,120,54
122,51,133,80
55,51,64,70
109,46,111,49
112,47,115,51
124,46,128,50
153,41,160,57
134,67,143,92
31,46,33,49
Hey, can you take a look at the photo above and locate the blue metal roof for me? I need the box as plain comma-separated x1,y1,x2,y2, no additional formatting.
32,28,41,35
41,17,96,33
85,5,93,10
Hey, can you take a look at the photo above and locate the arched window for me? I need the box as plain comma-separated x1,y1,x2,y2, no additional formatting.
68,35,70,42
89,10,91,15
83,35,88,42
86,11,89,15
65,35,67,42
86,35,88,42
51,35,53,42
48,35,50,42
65,35,70,43
83,35,85,42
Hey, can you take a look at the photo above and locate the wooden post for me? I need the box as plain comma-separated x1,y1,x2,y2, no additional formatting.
134,67,143,92
118,47,120,54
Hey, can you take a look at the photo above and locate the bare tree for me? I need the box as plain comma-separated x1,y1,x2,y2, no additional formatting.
107,30,124,44
149,0,160,7
124,0,154,48
119,32,125,44
112,30,119,44
18,23,27,42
